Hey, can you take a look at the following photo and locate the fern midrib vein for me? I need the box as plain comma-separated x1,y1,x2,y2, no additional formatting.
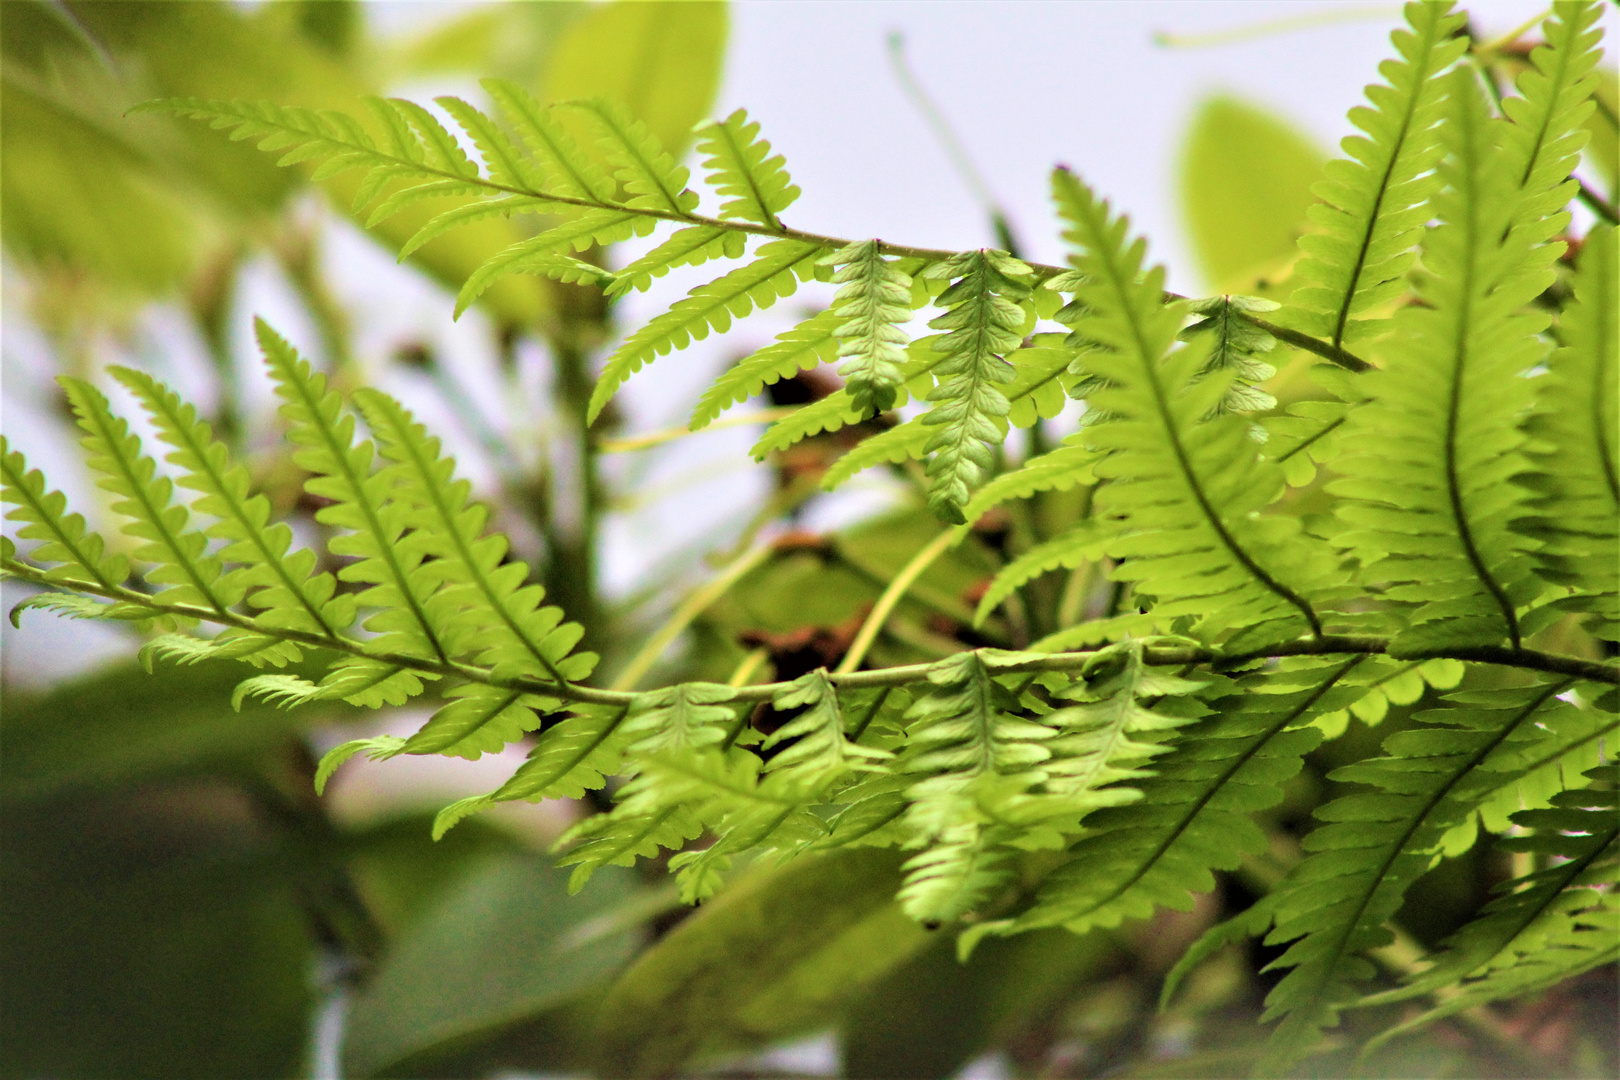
81,403,232,620
1515,12,1579,191
1589,249,1620,507
284,372,451,665
1,455,120,591
204,107,1375,375
1329,14,1444,350
1442,201,1522,648
6,559,1612,698
1288,681,1566,1014
376,401,572,685
714,121,782,229
1445,821,1618,987
1102,255,1322,636
1057,656,1362,926
586,103,691,217
143,387,341,641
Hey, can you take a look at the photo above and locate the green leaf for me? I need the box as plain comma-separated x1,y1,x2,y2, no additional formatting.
1,438,129,592
1254,680,1575,1072
1284,0,1468,346
589,239,829,423
695,108,800,227
1178,94,1325,293
919,250,1035,522
690,308,843,430
1517,223,1618,638
343,857,640,1079
1054,167,1338,644
823,240,917,415
540,0,726,162
59,376,234,619
1329,69,1562,654
590,848,929,1077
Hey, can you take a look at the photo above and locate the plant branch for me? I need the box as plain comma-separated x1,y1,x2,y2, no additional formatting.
227,125,1375,376
7,561,1614,714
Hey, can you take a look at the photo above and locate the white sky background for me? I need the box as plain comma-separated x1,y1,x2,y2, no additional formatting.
0,0,1588,701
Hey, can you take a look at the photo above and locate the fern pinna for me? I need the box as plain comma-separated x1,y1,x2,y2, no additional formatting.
3,0,1615,1070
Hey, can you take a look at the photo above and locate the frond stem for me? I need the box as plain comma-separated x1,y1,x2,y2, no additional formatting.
9,560,1614,710
836,527,960,674
226,126,1373,374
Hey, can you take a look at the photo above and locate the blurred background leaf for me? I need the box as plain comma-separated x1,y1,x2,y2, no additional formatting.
1178,94,1325,295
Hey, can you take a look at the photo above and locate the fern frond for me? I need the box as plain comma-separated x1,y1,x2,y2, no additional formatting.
750,336,952,457
1180,295,1280,416
823,240,917,415
690,309,844,430
764,668,890,783
1,440,129,591
486,704,631,801
257,322,450,688
1262,364,1369,488
113,368,353,649
137,97,435,206
589,239,829,423
1032,640,1209,818
1254,679,1573,1072
481,78,614,202
1358,766,1618,1048
1517,224,1618,638
1499,2,1606,230
555,804,706,894
432,703,635,839
967,656,1365,948
1438,686,1616,852
818,420,932,490
554,684,738,889
695,109,801,228
433,95,538,190
973,521,1110,626
353,389,594,685
820,340,1076,491
960,436,1099,522
895,652,1057,923
1330,70,1563,654
1053,168,1338,645
58,378,233,621
625,748,829,902
381,97,478,179
456,223,630,316
606,224,747,297
396,195,558,260
567,98,700,216
7,591,151,627
919,250,1036,523
1285,1,1468,347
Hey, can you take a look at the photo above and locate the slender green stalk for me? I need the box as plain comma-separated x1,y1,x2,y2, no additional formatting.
838,527,968,674
609,544,774,691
